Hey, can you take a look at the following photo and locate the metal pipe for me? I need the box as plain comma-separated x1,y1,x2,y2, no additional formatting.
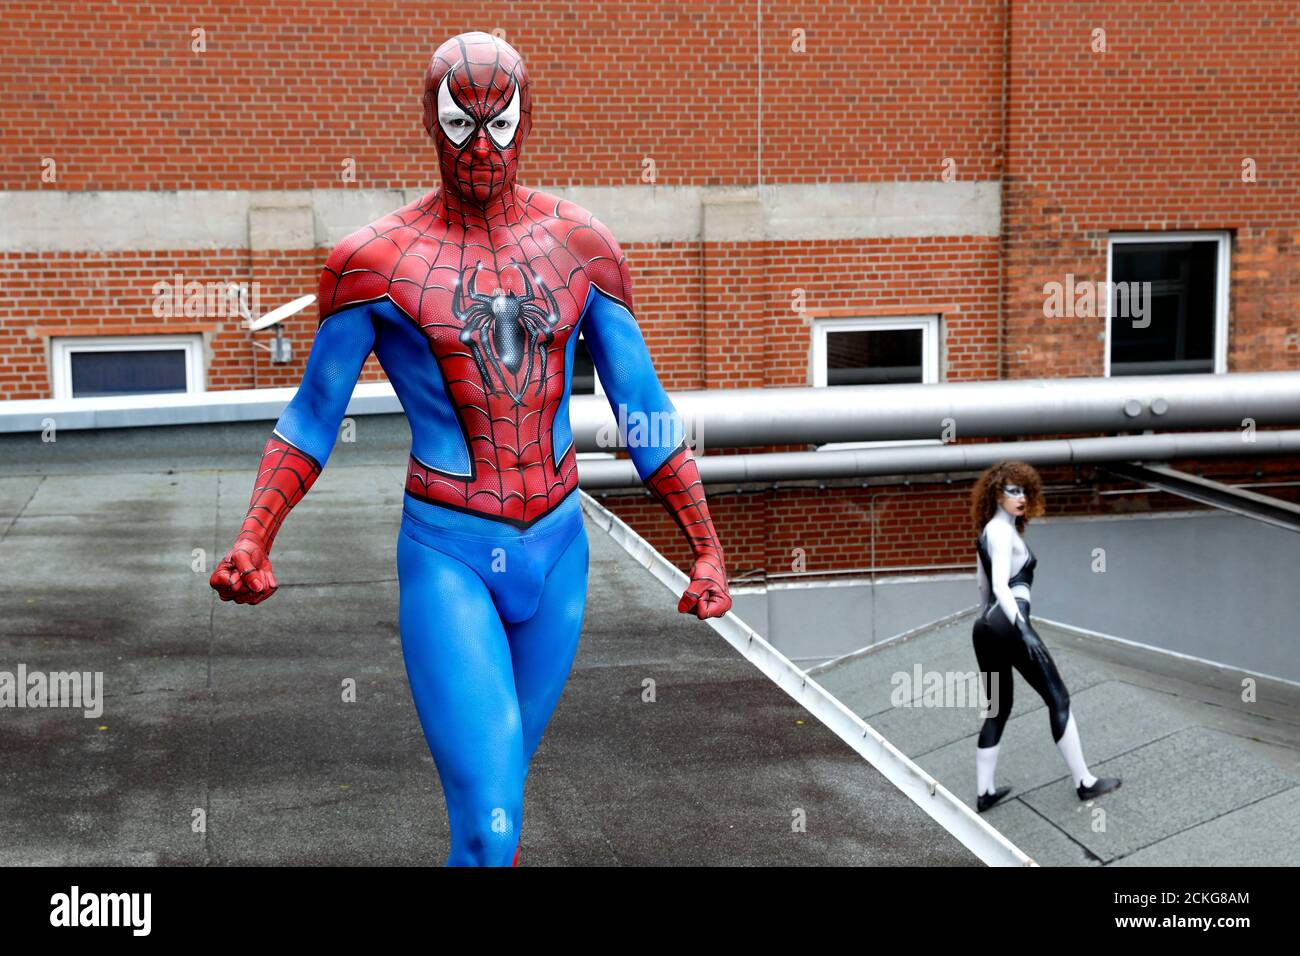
570,371,1300,451
5,371,1296,443
577,428,1300,490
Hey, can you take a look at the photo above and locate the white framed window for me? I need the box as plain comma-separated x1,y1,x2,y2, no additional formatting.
811,314,941,450
52,334,206,400
812,315,940,387
1105,231,1230,376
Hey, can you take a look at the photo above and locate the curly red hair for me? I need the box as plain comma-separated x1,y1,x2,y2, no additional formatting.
970,460,1046,534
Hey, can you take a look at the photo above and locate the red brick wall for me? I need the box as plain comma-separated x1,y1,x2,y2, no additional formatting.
0,0,1004,191
762,238,1002,385
1001,0,1300,378
760,0,1005,182
1,0,761,191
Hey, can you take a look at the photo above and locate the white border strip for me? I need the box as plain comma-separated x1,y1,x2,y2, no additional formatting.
578,491,1035,867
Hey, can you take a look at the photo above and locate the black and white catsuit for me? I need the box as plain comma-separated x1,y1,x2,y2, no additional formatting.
972,510,1072,747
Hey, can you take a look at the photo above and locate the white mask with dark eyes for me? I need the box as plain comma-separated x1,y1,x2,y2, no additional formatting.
1003,484,1026,499
437,75,520,149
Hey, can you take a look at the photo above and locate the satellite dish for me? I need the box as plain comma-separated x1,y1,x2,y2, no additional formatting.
247,294,316,332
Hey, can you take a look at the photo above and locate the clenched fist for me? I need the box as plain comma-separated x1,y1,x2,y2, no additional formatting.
210,537,279,605
677,553,731,620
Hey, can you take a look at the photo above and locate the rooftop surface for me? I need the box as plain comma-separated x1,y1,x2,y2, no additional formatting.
813,611,1300,865
0,442,981,866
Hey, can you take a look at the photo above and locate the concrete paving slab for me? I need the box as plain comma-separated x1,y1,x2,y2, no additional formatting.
0,475,42,524
1112,786,1300,866
1018,726,1297,863
971,797,1102,867
0,683,210,865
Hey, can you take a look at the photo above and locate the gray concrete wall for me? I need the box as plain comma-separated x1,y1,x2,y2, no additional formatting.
1030,511,1299,682
732,575,976,668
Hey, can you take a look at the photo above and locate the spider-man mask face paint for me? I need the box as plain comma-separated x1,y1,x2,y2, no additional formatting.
422,32,532,206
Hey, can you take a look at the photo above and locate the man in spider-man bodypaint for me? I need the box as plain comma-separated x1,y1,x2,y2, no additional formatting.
210,31,732,867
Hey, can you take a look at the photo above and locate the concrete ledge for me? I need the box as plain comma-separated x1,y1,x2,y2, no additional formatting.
0,382,402,433
0,181,1002,252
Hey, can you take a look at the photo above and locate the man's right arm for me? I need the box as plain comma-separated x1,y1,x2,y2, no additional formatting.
211,284,376,605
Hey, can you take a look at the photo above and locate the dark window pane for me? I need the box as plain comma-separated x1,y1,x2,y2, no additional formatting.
1110,240,1218,375
70,349,189,398
826,328,923,385
571,332,596,395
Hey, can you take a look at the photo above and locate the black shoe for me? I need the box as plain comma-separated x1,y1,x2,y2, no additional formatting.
977,785,1012,813
1077,776,1121,801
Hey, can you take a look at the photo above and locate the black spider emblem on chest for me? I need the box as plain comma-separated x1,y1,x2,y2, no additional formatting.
453,261,562,405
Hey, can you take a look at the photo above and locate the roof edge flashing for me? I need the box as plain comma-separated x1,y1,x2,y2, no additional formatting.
577,490,1035,867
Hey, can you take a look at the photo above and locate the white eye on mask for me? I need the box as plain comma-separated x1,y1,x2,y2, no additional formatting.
484,83,520,148
437,75,475,147
1003,485,1026,499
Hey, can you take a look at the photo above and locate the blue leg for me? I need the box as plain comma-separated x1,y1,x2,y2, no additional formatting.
396,530,524,867
504,527,590,775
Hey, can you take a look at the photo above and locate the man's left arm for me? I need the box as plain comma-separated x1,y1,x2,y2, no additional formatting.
579,222,731,620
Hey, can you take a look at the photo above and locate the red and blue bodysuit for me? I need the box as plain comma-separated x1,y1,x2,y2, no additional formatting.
210,32,732,866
